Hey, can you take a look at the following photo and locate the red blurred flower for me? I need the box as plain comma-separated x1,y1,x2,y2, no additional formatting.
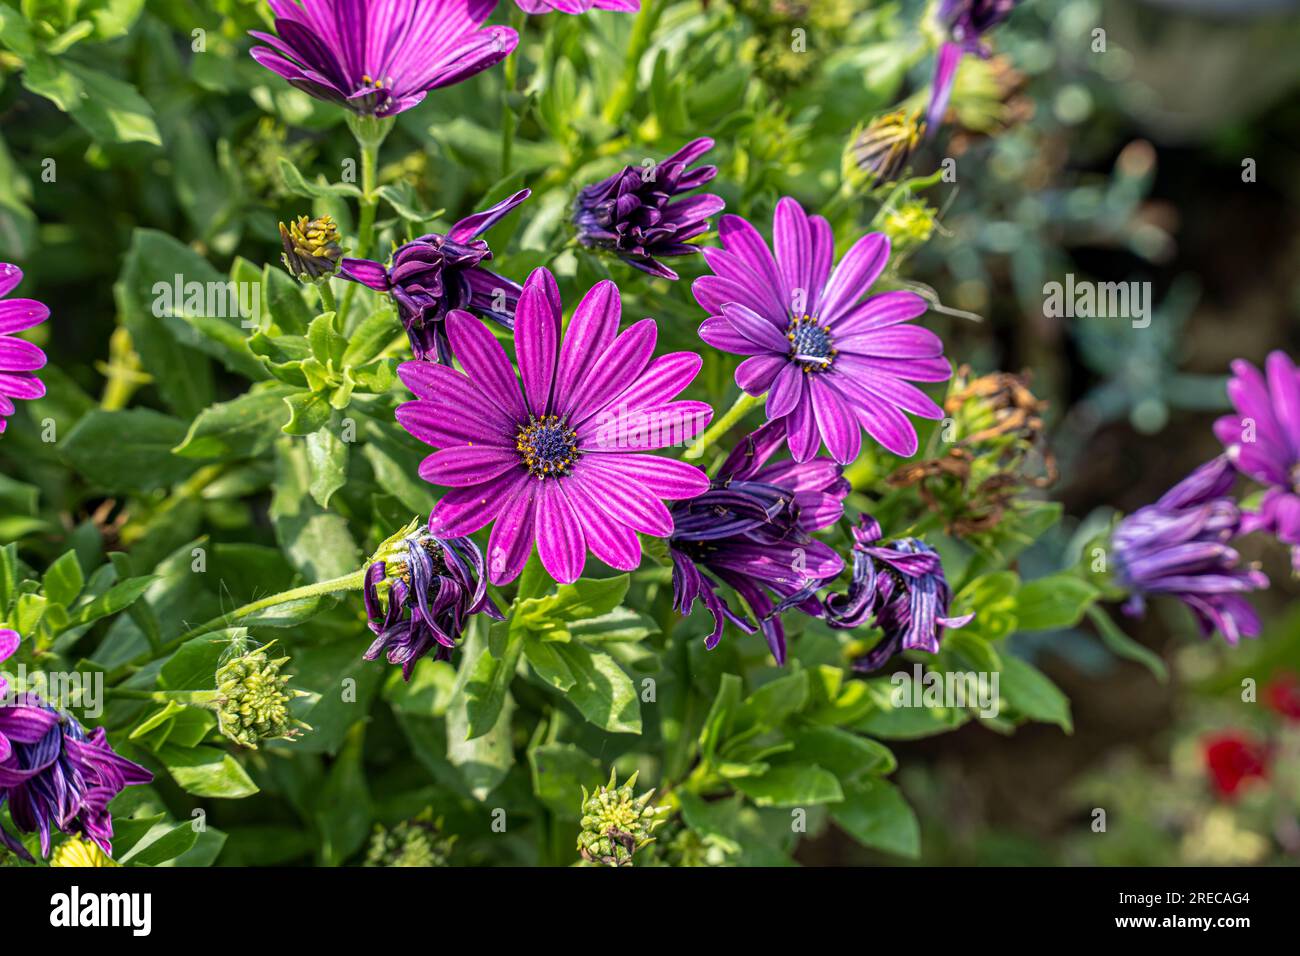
1265,672,1300,722
1203,732,1269,799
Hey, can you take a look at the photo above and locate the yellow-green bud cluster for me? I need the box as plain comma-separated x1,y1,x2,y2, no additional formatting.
879,198,938,261
215,642,306,749
577,769,665,867
49,838,118,868
279,214,344,282
364,813,454,867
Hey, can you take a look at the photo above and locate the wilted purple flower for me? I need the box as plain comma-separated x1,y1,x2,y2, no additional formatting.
0,630,152,860
1114,456,1269,646
0,263,49,434
250,0,518,117
574,138,724,281
341,190,529,363
695,197,951,464
515,0,638,12
1215,351,1300,571
926,0,1021,132
669,420,848,664
364,527,503,678
818,516,972,672
397,267,712,585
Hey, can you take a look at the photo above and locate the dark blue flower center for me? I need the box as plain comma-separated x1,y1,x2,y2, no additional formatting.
787,315,836,372
517,415,580,479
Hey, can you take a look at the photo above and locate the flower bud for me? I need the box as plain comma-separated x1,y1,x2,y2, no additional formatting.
577,769,666,867
364,813,454,867
879,198,938,261
279,215,344,282
845,110,925,192
49,837,118,868
215,641,307,749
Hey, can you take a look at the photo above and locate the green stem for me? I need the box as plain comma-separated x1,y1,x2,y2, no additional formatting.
338,118,388,327
318,281,338,316
500,7,526,177
116,569,367,677
108,689,222,706
683,391,764,460
602,1,660,126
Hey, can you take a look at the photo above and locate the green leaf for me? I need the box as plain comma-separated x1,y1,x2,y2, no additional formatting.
22,57,160,145
528,742,604,818
733,764,843,807
305,424,349,508
67,574,156,628
277,156,362,199
552,642,642,734
998,655,1073,732
270,441,359,580
159,632,240,691
518,574,629,626
282,390,332,436
264,265,315,335
783,727,896,781
117,820,200,867
1014,574,1100,632
116,230,214,416
62,409,200,492
315,724,371,866
830,779,920,859
700,672,742,762
1086,606,1169,682
41,550,84,608
157,744,259,798
342,305,400,366
523,638,575,691
465,620,525,740
738,671,809,729
563,608,658,644
173,385,297,460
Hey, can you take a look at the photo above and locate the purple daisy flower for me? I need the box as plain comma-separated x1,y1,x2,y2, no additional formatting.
669,419,848,665
1113,456,1269,646
515,0,638,13
396,267,713,585
363,527,503,678
574,138,724,281
0,262,49,434
1215,351,1300,571
341,189,530,363
926,0,1021,133
694,197,952,464
250,0,518,117
818,516,972,672
0,632,152,861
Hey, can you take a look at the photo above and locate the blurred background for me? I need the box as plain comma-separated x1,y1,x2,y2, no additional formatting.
3,0,1300,865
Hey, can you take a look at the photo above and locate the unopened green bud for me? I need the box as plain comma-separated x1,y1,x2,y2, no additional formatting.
50,838,118,868
215,641,308,749
577,768,666,867
365,812,455,867
279,215,344,282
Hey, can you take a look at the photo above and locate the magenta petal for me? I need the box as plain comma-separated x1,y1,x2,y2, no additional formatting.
926,41,964,134
819,233,890,323
577,458,677,534
582,400,712,451
445,311,527,420
565,478,642,571
721,303,789,352
395,399,515,448
0,337,47,373
773,197,815,308
338,258,390,291
0,264,22,297
699,316,764,355
0,372,45,401
0,299,50,335
608,351,702,410
809,378,861,465
486,480,538,585
785,393,822,462
1265,350,1300,459
569,318,657,427
587,453,710,500
429,475,518,537
418,445,518,487
766,363,804,419
0,628,18,663
830,291,928,336
448,188,531,243
515,269,561,416
554,280,621,415
536,482,587,584
736,355,785,394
